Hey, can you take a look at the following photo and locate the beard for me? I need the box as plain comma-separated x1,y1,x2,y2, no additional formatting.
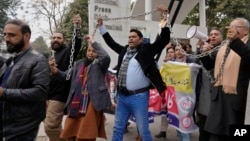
6,38,25,53
51,42,64,51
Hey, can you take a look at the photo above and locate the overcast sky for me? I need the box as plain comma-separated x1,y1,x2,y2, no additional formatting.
16,0,74,44
16,0,136,44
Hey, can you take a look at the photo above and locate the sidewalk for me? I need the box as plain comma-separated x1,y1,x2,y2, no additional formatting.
36,82,250,141
36,114,199,141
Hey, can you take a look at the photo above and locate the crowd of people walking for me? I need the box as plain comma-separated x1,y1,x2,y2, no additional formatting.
0,3,250,141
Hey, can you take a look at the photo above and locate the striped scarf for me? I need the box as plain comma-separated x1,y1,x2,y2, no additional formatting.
118,47,137,87
68,64,88,118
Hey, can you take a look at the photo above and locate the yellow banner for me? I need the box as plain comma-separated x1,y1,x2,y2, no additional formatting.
160,63,193,93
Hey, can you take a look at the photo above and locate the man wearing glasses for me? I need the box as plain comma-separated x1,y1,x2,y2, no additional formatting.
199,18,250,141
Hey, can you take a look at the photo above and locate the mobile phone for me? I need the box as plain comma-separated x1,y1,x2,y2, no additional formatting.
51,50,55,58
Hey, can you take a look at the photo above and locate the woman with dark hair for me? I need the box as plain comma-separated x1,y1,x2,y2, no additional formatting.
164,44,176,62
174,43,198,141
49,35,111,141
174,43,194,63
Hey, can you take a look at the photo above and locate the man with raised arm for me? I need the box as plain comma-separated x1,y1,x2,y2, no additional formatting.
97,5,170,141
44,14,82,141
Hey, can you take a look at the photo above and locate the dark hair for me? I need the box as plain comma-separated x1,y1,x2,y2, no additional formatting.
174,42,187,51
210,27,223,35
5,19,31,35
167,46,175,52
53,30,65,39
130,29,143,38
186,43,192,49
168,41,175,47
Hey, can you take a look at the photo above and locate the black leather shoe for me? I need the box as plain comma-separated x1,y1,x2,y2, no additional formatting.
155,131,166,138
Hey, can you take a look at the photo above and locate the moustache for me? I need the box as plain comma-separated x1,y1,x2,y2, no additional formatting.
6,41,13,47
52,42,60,46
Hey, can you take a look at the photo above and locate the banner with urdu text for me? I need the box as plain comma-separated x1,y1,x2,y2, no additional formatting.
160,61,201,133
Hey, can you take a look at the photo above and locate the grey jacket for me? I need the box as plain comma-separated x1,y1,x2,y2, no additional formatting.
0,56,6,77
1,47,50,140
56,42,111,113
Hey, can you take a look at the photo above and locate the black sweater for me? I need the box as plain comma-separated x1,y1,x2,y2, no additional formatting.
48,37,81,102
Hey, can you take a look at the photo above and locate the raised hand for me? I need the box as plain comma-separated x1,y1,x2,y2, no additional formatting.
97,17,103,27
157,4,168,20
201,44,213,53
73,14,82,27
85,34,94,44
157,4,169,27
226,26,239,41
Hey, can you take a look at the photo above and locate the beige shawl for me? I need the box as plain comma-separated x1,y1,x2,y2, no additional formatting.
214,35,249,94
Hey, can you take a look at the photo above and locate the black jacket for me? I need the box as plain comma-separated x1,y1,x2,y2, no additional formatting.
102,27,170,94
201,39,250,135
1,48,50,140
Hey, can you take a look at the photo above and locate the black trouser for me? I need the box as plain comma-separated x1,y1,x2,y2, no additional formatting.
0,102,3,140
209,134,231,141
197,113,210,141
9,126,39,141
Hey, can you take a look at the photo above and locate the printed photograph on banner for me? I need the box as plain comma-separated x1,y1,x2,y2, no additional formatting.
105,68,117,104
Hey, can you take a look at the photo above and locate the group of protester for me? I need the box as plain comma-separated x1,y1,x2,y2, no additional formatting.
155,17,250,141
0,3,249,141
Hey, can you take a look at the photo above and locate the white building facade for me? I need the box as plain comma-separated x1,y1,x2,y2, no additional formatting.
88,0,207,67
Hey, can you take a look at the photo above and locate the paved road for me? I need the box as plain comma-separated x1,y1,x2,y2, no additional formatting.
36,114,199,141
244,82,250,124
37,103,250,141
37,82,250,141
